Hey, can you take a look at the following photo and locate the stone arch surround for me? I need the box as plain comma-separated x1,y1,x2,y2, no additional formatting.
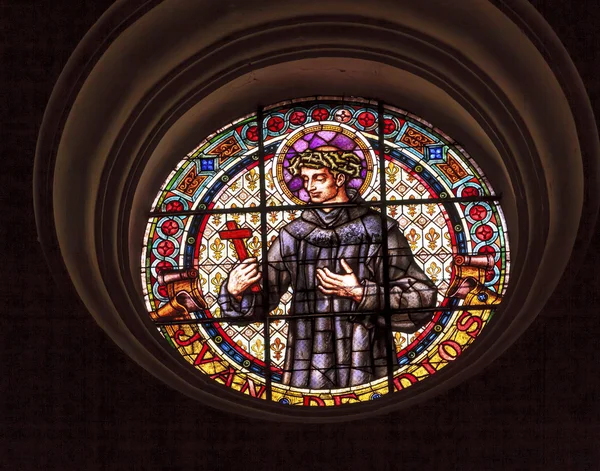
34,0,599,421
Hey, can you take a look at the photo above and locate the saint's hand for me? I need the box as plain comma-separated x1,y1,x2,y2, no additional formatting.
227,257,261,300
316,259,363,303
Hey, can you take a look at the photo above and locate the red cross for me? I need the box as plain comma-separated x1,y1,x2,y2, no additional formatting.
218,221,261,293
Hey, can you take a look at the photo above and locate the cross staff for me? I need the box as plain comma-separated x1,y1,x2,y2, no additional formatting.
219,221,261,293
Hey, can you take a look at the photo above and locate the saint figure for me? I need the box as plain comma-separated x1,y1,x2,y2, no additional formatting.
218,147,437,389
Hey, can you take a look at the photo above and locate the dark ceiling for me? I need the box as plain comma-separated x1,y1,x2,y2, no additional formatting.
2,1,599,469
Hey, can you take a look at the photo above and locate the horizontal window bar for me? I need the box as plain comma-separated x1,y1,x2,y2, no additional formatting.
149,194,502,217
152,304,500,326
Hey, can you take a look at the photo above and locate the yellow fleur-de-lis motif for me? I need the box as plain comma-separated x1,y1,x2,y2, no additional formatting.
407,172,416,183
247,236,261,258
385,162,399,184
444,232,452,248
426,203,436,216
287,210,297,221
230,181,239,192
407,195,417,217
236,340,247,351
199,274,207,288
212,214,221,226
251,338,265,359
245,168,259,191
228,242,239,260
426,261,442,283
230,205,241,223
213,306,221,318
210,238,225,260
211,272,224,293
249,203,260,224
425,227,440,250
270,337,285,361
198,244,207,260
406,228,421,251
267,200,279,224
268,235,277,248
388,195,398,218
394,332,406,352
265,170,275,190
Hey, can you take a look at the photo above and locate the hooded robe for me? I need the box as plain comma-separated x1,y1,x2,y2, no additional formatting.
218,191,437,389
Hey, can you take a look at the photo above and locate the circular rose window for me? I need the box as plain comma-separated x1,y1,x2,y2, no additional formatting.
142,97,509,407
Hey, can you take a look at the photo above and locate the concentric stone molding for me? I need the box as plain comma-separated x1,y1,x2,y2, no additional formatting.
35,0,599,421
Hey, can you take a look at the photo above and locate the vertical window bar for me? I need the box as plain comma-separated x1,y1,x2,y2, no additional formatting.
257,105,273,401
378,101,396,394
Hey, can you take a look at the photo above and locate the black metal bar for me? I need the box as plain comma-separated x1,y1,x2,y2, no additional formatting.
141,250,513,273
268,304,497,319
378,101,395,394
257,105,273,401
182,141,482,162
149,194,502,218
151,303,501,326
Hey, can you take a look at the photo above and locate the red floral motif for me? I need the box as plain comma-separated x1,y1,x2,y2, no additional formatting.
475,224,494,241
165,200,184,212
246,126,259,141
267,116,284,133
157,239,175,257
479,245,497,282
383,118,396,134
156,260,173,273
161,219,179,236
357,111,376,128
289,110,306,125
461,186,480,198
469,204,488,221
312,108,329,121
478,245,495,256
334,109,353,123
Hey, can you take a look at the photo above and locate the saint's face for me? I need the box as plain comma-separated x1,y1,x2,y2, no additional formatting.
300,167,341,204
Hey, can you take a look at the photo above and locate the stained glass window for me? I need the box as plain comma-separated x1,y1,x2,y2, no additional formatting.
141,97,510,407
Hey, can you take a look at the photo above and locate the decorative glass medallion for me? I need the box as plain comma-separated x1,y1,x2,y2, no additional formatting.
141,97,510,408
